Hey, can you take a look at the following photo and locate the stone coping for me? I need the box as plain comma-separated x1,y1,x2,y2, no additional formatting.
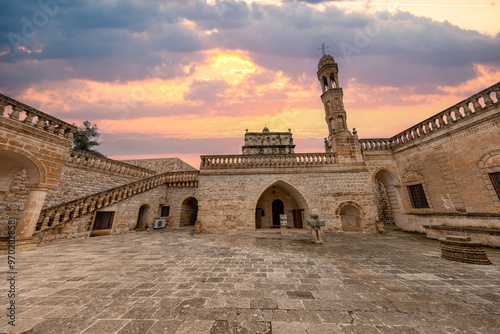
409,212,500,218
0,92,76,129
424,225,500,236
360,81,499,151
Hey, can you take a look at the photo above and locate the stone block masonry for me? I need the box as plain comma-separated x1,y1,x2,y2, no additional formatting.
31,171,198,243
34,185,168,243
361,82,500,238
121,157,197,173
197,168,378,233
0,160,146,237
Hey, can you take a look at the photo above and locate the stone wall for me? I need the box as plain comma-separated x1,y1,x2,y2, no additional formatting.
392,108,500,231
120,158,197,173
361,93,500,233
32,183,198,243
197,166,378,233
44,165,141,208
0,165,141,236
0,151,198,238
0,170,30,231
164,186,198,228
34,184,168,244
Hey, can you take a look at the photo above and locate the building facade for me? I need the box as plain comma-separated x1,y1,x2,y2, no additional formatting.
1,54,499,251
242,127,295,155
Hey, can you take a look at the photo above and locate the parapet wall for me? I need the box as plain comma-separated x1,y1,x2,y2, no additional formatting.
360,82,499,152
43,165,143,209
68,150,156,179
0,163,144,237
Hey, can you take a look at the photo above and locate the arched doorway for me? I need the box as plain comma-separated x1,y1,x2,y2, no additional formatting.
340,205,361,232
0,149,44,240
136,204,149,230
254,180,308,229
180,197,198,226
0,150,41,193
374,170,403,227
272,199,284,227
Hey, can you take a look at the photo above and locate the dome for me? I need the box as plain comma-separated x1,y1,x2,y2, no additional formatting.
262,126,270,132
317,54,335,70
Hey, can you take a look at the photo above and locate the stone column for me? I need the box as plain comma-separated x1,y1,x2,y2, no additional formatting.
16,185,50,241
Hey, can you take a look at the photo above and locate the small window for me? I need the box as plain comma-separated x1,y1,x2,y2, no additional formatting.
490,172,500,199
93,212,115,230
160,205,170,217
407,184,429,208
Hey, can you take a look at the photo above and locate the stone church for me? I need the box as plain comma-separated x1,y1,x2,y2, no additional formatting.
1,54,499,252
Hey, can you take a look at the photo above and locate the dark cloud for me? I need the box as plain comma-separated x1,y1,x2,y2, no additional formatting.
0,0,499,94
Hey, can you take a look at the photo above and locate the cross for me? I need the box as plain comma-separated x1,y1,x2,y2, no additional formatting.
317,42,329,55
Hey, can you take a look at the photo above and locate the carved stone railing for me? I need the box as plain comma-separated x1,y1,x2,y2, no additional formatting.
359,138,393,151
34,170,199,233
200,153,336,169
360,82,500,151
68,150,157,178
0,93,77,139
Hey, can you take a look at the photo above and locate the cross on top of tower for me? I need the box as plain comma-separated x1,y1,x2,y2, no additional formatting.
317,42,329,55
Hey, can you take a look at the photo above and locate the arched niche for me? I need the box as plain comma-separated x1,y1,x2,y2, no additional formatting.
254,179,310,230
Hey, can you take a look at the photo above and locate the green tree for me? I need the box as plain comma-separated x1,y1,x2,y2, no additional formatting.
72,121,105,157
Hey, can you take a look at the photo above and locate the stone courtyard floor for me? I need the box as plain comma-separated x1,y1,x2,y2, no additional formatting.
1,227,500,334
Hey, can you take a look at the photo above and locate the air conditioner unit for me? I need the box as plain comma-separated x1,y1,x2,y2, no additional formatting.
153,219,166,229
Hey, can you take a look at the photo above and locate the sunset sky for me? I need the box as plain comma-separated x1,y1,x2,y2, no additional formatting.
1,0,499,168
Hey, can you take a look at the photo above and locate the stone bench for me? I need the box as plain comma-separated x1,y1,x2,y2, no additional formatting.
424,225,500,248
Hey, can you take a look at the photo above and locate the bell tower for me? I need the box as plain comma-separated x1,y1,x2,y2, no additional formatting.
317,52,363,161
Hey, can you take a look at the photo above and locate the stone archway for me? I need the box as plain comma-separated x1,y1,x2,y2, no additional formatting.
0,149,48,244
340,205,361,232
136,204,150,230
180,197,198,226
0,94,75,250
0,150,42,193
374,169,403,228
254,180,309,229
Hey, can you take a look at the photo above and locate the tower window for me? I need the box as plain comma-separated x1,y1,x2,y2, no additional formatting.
490,172,500,199
407,184,429,208
329,73,336,88
322,77,328,92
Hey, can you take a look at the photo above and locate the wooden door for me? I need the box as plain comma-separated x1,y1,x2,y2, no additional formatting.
293,209,303,228
255,208,262,228
272,200,284,226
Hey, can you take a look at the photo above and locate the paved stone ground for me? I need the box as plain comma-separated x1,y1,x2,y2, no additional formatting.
1,227,500,334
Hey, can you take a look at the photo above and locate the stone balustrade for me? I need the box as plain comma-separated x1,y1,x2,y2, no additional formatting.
359,138,393,151
200,153,336,169
35,170,199,233
0,93,77,139
68,150,157,178
360,82,500,151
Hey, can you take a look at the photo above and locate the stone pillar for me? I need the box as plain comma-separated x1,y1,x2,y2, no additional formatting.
15,185,50,243
280,214,288,234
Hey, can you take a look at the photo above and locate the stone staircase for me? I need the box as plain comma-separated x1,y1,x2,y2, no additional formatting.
34,170,199,234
